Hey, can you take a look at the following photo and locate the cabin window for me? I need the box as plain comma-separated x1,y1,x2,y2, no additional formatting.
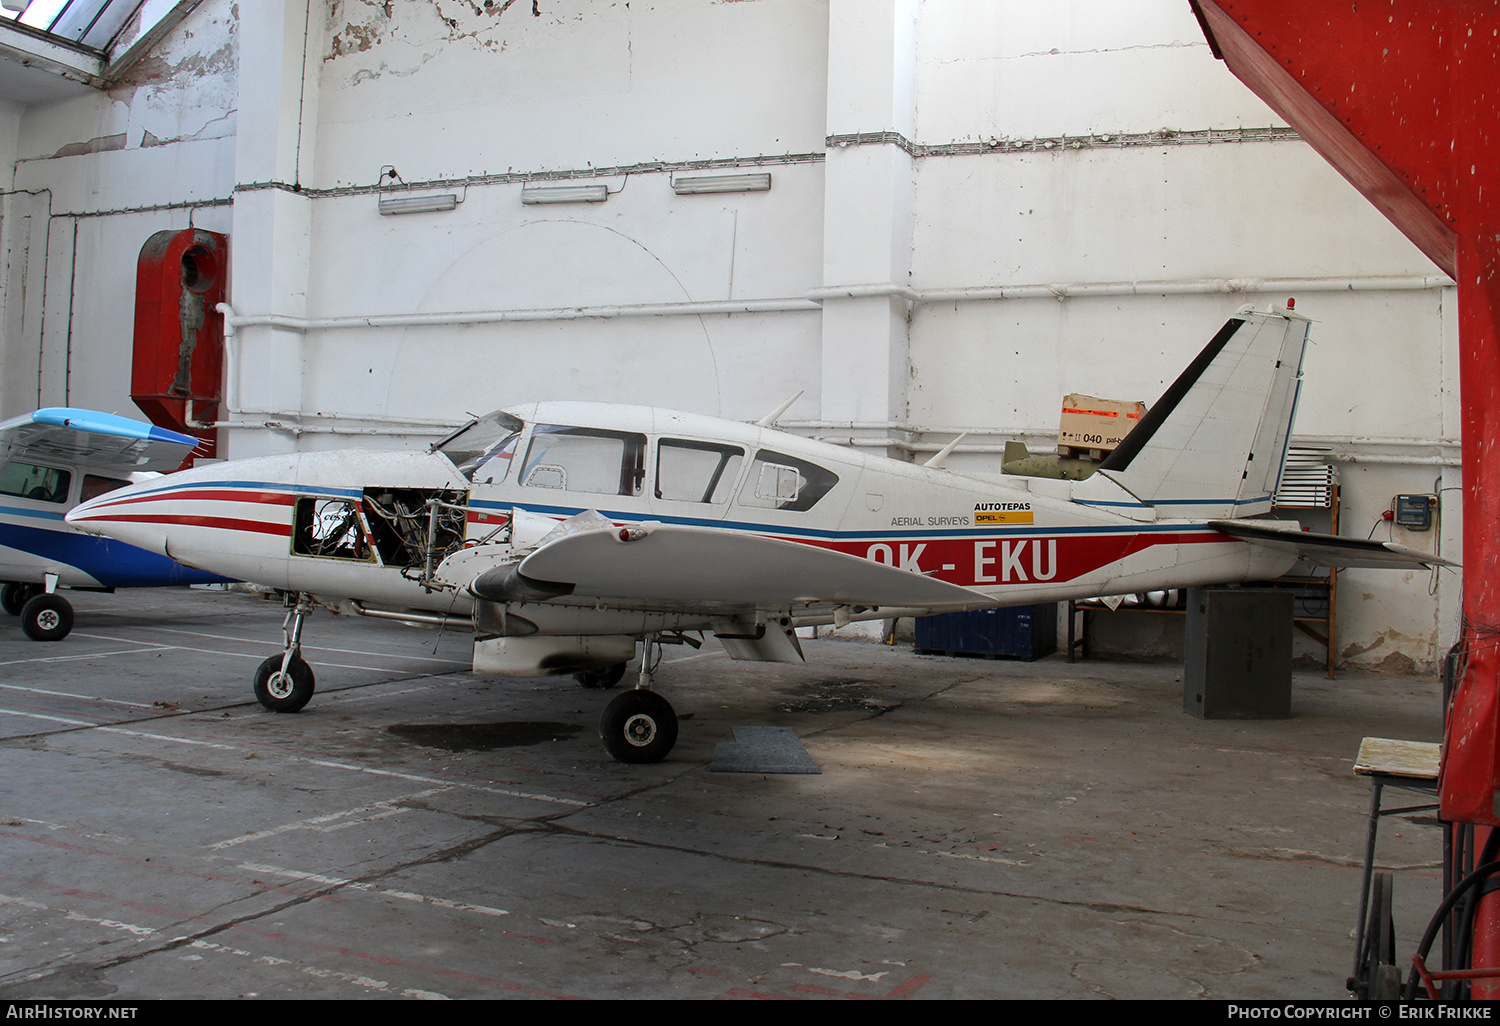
656,440,743,503
0,461,70,504
81,475,131,503
292,497,374,561
521,426,646,497
738,450,839,512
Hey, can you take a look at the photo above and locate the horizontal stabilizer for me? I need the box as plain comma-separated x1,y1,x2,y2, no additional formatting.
506,523,995,611
1210,520,1457,569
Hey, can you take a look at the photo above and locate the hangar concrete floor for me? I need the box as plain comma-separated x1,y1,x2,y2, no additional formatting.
0,587,1444,1000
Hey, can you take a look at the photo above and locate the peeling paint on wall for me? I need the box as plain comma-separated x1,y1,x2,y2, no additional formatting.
1340,629,1436,675
49,134,127,159
89,2,241,157
326,0,571,70
114,38,236,91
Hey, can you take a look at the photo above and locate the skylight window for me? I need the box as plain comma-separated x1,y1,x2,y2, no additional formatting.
1,0,154,54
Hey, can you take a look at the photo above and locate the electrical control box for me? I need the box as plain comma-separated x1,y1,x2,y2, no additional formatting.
1393,494,1436,531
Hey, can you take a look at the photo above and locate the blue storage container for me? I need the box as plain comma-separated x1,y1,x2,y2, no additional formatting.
914,605,1058,661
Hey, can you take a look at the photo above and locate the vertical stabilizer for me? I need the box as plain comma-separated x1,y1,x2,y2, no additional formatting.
1072,309,1308,519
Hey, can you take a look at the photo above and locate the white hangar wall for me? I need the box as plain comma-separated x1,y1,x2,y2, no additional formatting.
0,0,237,418
901,1,1459,673
0,0,1461,672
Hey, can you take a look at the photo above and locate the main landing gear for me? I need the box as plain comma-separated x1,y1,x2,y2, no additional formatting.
3,580,74,642
254,594,316,713
0,581,34,616
243,603,679,762
597,635,680,764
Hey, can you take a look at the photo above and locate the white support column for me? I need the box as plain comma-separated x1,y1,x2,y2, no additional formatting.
226,0,318,458
820,0,918,450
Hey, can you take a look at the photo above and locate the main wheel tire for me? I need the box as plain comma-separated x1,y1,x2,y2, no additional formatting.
574,662,628,690
253,653,316,713
2,582,33,616
20,593,73,642
600,689,678,764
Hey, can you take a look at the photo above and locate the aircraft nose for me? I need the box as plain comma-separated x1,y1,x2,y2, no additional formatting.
65,479,169,547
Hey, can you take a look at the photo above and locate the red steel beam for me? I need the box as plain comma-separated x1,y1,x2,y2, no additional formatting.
1192,0,1500,992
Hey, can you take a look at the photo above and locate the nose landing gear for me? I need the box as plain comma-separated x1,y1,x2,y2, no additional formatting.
254,594,316,713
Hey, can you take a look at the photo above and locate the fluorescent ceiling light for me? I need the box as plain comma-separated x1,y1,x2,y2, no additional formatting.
671,173,772,195
521,184,609,205
378,193,459,216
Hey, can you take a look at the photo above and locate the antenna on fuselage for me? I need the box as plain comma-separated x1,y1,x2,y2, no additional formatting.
756,390,805,428
922,431,969,469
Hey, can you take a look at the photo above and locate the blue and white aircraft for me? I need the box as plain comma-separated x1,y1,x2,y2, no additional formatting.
0,407,229,641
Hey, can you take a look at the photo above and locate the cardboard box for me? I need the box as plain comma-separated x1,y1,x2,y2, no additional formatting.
1058,394,1146,455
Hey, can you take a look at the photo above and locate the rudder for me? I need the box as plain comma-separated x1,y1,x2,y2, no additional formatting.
1074,307,1308,519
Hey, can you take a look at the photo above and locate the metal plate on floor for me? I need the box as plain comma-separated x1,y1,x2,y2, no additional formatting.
710,725,821,774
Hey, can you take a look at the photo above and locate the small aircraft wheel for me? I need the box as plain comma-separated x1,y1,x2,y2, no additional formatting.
2,582,34,616
20,593,73,642
600,689,678,764
574,662,628,689
1352,871,1400,999
253,653,316,713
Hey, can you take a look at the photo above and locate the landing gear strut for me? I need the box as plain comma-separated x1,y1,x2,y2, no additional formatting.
254,594,316,713
598,636,678,763
573,662,627,689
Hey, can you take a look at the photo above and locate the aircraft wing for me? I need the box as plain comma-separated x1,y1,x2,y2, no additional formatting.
1210,520,1458,569
469,523,995,611
0,408,200,472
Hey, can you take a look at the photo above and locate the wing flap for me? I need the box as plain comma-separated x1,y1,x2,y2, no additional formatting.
504,523,994,611
1210,520,1458,569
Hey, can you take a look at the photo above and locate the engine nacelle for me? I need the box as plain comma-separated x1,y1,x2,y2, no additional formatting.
472,635,637,676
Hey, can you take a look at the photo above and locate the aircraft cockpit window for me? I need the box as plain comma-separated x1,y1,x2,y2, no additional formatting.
521,426,647,497
292,497,375,562
738,450,838,512
0,460,71,504
656,440,744,503
457,429,521,484
435,411,525,472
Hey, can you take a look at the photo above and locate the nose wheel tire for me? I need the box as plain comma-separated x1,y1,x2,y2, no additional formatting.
254,653,316,713
574,662,628,689
599,689,678,763
20,593,73,641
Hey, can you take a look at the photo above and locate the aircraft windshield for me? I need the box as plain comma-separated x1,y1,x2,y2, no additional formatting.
436,411,526,482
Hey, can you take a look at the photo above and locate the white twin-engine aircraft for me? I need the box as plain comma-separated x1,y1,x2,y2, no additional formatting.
67,306,1450,762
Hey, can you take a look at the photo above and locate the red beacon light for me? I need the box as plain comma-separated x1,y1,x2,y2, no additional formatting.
1286,297,1296,309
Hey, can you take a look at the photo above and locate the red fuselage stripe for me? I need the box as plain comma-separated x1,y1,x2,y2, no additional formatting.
83,489,295,512
77,513,292,537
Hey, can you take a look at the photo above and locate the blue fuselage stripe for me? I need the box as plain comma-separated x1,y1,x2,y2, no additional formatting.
0,519,232,588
